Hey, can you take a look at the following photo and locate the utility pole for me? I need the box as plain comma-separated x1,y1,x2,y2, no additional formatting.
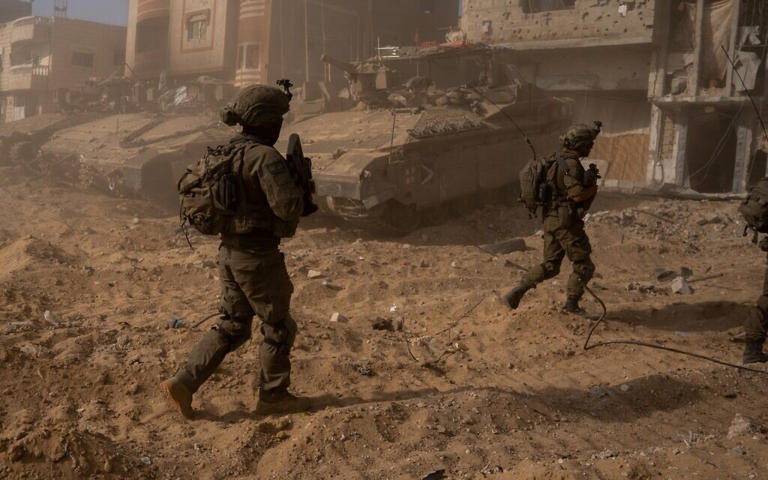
304,0,310,86
54,0,68,18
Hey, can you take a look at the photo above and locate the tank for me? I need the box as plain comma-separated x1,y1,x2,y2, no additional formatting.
281,44,573,232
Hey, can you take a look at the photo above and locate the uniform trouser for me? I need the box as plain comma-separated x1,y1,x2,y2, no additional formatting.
175,245,296,395
521,220,596,299
745,253,768,342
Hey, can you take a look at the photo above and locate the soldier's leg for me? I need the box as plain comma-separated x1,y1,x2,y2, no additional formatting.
559,227,596,310
504,232,565,309
174,247,254,393
230,250,295,396
743,274,768,363
162,247,254,418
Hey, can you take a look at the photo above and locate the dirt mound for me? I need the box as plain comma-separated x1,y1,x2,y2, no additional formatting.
1,170,767,479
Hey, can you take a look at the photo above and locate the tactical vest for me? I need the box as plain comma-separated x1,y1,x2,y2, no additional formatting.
224,141,297,239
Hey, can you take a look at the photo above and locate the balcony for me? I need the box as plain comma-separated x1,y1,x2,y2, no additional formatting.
4,65,49,91
137,0,170,23
10,17,51,45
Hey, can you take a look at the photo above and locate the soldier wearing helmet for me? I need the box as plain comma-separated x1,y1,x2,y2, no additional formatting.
162,84,310,418
503,121,602,314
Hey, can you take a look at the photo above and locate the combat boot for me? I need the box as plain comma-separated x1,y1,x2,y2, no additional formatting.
160,377,194,419
256,390,312,415
563,296,587,315
742,340,768,364
502,285,530,310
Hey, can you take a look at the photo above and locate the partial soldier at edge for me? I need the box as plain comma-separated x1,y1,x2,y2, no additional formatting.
739,179,768,364
504,122,602,314
161,84,313,419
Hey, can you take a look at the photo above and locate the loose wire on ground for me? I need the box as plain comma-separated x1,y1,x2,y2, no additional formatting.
581,285,768,375
499,254,768,375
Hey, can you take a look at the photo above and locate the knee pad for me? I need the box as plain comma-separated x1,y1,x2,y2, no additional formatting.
573,260,595,281
542,262,561,278
214,316,253,351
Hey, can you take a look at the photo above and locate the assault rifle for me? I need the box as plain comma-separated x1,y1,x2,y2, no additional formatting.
286,133,319,217
277,78,318,217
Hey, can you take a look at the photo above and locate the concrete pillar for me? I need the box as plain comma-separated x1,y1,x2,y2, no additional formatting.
733,111,755,193
690,0,704,96
646,104,665,185
672,111,689,186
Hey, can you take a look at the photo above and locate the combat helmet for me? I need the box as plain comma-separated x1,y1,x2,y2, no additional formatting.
560,121,602,151
221,84,291,128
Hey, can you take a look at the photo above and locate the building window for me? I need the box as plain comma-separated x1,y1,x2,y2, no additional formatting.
187,12,209,42
237,43,261,70
520,0,576,14
72,51,94,68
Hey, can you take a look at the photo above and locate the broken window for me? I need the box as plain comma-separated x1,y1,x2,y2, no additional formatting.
520,0,576,14
187,12,209,42
72,51,94,68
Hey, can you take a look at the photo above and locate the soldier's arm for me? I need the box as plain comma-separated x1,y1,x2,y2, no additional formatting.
248,147,305,222
563,158,597,203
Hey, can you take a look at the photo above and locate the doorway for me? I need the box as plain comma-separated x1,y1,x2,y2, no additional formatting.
685,108,738,193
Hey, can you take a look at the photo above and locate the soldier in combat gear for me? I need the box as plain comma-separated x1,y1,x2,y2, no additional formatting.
503,123,601,314
743,237,768,364
161,85,309,418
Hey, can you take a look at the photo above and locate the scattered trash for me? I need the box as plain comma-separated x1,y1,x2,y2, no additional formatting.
372,317,395,331
307,270,323,279
727,414,759,439
140,456,151,466
619,384,630,392
169,315,184,329
330,312,347,323
596,449,618,459
83,265,95,274
43,310,60,326
670,276,693,295
353,364,374,376
389,304,399,313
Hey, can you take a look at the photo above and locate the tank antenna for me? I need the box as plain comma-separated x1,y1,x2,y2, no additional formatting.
470,86,537,161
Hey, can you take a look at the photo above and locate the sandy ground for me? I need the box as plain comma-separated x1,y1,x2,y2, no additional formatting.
1,154,768,480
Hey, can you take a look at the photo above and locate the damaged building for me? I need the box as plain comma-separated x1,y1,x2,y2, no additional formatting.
461,0,768,194
0,11,126,122
649,0,768,194
125,0,459,105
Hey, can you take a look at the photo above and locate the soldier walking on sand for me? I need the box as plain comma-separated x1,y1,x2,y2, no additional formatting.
503,123,602,314
743,238,768,364
161,85,310,418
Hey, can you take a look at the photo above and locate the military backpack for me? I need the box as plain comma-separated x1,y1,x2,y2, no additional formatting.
740,177,768,234
178,144,244,237
519,154,571,217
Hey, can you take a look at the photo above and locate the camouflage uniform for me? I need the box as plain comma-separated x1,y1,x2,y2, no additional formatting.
520,151,596,300
503,122,601,312
162,85,308,418
743,250,768,363
174,135,304,397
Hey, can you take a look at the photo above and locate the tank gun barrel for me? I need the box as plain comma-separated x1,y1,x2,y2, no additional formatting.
321,54,357,75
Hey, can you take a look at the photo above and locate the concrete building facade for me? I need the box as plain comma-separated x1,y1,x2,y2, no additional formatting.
461,0,768,194
461,0,662,187
126,0,459,96
0,15,126,122
647,0,768,194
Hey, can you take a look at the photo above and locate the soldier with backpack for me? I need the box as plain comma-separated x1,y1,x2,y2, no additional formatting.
161,84,315,419
739,180,768,364
503,122,602,314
